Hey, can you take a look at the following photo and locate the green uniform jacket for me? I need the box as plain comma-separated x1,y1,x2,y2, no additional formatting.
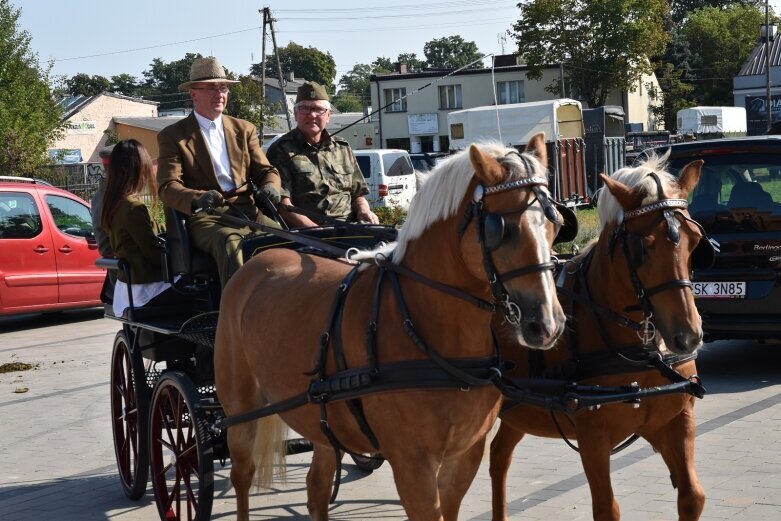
266,128,369,219
107,197,165,284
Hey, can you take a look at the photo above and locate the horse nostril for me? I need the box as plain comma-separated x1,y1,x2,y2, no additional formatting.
523,320,545,344
674,331,703,353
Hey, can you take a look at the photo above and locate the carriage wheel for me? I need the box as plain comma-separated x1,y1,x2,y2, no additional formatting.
149,371,213,521
350,453,385,472
110,331,150,500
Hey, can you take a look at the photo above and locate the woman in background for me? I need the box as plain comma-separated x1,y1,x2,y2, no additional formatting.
101,139,178,316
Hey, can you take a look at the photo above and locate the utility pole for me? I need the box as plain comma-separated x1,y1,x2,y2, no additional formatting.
260,7,292,132
765,0,774,132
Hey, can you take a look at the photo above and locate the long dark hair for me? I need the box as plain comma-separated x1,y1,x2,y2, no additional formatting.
101,139,156,231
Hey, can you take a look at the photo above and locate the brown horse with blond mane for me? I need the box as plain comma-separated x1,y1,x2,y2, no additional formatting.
215,133,573,521
490,155,711,520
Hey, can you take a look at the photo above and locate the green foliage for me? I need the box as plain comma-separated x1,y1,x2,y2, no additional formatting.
337,63,375,106
110,73,141,96
511,0,667,108
372,204,407,227
332,93,364,113
0,0,64,175
651,62,695,131
65,73,110,96
683,4,767,106
397,52,427,72
142,53,202,94
253,42,337,92
103,129,121,146
372,57,393,72
225,76,280,131
423,36,484,69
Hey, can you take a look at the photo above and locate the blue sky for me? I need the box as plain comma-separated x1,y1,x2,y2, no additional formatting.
18,0,520,87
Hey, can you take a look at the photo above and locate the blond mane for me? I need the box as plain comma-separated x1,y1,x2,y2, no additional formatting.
597,151,677,229
354,142,547,264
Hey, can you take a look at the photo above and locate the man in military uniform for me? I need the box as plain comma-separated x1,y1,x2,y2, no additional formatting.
266,81,379,228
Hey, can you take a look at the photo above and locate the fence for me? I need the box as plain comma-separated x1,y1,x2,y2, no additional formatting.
37,162,105,201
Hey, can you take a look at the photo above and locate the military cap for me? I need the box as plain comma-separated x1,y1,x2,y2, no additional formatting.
296,81,330,103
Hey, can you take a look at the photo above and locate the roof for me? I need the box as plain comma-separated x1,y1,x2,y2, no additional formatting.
738,36,781,76
370,63,561,82
113,116,186,132
57,92,158,121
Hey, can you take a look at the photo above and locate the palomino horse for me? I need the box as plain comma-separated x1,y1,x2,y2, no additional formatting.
490,156,711,521
215,134,571,521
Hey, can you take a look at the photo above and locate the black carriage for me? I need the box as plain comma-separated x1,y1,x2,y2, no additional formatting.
101,208,391,520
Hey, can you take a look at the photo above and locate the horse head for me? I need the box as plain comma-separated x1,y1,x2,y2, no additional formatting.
459,133,570,349
597,155,709,355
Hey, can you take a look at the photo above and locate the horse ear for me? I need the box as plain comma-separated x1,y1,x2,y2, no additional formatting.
600,173,645,210
678,160,704,195
469,144,504,185
526,132,547,168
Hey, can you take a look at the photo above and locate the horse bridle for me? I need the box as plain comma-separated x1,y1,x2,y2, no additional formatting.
459,170,562,327
608,172,715,344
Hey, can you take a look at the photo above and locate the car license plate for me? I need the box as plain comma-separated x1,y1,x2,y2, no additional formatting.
692,281,746,298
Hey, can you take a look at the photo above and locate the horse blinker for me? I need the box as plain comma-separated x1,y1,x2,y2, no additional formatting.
483,213,506,252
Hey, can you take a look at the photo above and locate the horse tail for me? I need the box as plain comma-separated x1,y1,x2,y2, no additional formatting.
252,414,288,490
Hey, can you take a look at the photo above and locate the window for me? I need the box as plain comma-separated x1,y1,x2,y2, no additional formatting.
0,193,42,239
450,123,465,140
46,194,94,239
384,88,407,112
355,155,371,179
701,115,718,126
439,85,462,109
496,80,524,105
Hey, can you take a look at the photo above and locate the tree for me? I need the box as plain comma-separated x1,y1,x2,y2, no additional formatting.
337,58,398,107
252,42,336,93
397,53,427,72
142,53,202,94
0,0,64,175
110,73,140,96
225,76,279,132
670,0,764,24
423,36,483,69
332,93,364,113
372,57,393,72
510,0,668,108
650,62,695,130
682,4,767,106
66,73,111,96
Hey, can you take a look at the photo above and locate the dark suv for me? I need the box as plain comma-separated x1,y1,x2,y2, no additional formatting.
647,136,781,342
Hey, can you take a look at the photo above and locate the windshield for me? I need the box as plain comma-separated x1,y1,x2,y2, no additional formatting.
668,152,781,232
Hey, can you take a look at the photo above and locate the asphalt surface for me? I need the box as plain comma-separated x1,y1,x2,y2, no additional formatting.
1,308,780,520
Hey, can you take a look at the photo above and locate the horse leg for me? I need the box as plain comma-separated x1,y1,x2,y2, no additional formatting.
577,429,620,521
489,421,526,521
388,453,444,521
641,403,705,520
306,444,338,521
438,438,487,521
227,420,258,521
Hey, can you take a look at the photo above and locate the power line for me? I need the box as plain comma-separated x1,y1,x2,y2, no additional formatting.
274,0,516,13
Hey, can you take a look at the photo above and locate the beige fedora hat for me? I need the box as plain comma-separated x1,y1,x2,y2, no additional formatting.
178,56,239,91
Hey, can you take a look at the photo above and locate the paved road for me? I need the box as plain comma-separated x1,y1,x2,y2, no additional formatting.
1,309,780,520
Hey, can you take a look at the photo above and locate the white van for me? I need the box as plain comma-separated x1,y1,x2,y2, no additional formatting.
353,149,417,209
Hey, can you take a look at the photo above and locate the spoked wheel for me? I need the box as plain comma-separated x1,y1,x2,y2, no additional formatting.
149,371,213,521
351,453,385,472
110,330,150,499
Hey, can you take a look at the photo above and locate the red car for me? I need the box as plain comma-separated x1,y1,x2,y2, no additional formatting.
0,176,103,316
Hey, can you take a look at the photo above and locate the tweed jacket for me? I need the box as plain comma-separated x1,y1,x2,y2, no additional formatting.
156,113,282,215
107,197,165,284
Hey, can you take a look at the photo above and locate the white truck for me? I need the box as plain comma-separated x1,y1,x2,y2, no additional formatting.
447,99,589,203
353,149,417,209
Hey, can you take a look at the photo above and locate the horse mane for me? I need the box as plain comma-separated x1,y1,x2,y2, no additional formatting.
596,151,677,229
353,142,546,264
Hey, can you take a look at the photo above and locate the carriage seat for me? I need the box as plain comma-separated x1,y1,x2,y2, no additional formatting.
163,207,218,289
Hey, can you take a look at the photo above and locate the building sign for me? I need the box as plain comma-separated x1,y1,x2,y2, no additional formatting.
408,113,439,135
745,95,781,135
66,121,97,135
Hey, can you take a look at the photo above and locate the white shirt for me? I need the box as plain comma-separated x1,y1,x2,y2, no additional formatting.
112,280,172,317
194,111,236,192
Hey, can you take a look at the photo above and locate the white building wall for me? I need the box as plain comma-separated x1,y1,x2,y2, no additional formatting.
53,94,158,162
